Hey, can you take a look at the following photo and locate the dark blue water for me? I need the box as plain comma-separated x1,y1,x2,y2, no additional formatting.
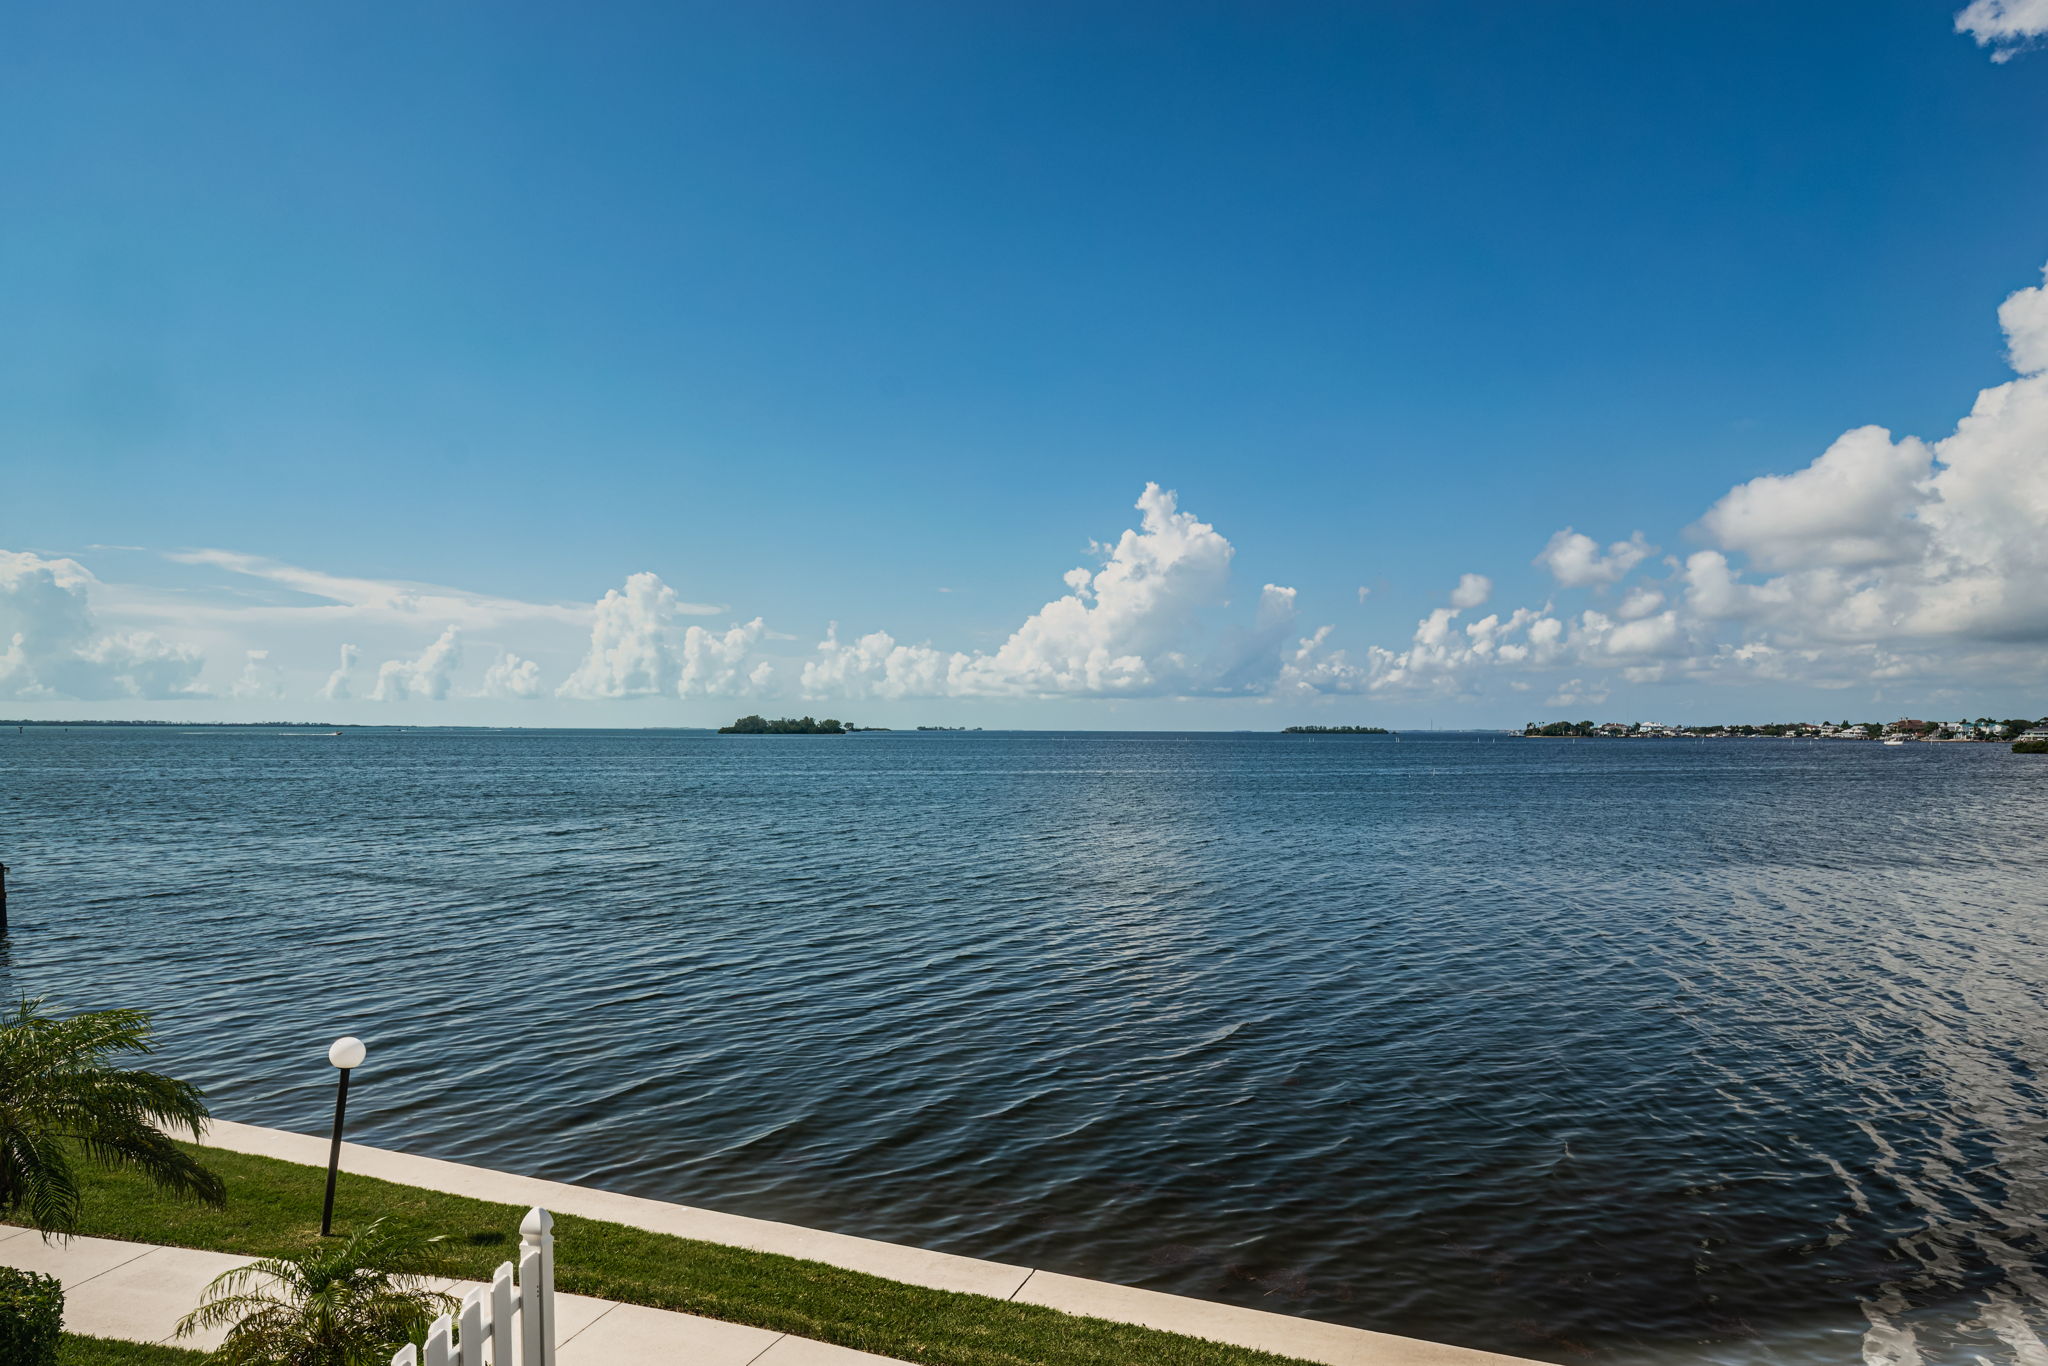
6,727,2048,1366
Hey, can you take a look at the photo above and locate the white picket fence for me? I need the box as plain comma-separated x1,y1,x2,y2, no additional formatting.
390,1206,556,1366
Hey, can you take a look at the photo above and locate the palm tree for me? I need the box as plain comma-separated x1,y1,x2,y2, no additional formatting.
0,997,225,1232
178,1221,455,1366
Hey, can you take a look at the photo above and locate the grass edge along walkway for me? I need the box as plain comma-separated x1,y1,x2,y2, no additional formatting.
36,1144,1319,1366
59,1335,207,1366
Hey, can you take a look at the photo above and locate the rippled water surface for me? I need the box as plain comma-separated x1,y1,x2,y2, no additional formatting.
7,727,2048,1365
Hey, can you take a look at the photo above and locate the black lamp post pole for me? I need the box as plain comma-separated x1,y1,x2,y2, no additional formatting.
320,1066,351,1237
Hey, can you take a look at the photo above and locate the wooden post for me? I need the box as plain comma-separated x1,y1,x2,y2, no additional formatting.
1,861,9,935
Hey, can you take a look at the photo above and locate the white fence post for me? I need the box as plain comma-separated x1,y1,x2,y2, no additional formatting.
519,1207,556,1366
491,1260,517,1366
457,1286,486,1366
423,1313,453,1366
388,1209,555,1366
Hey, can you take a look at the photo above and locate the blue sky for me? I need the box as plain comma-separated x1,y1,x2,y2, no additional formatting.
5,1,2048,726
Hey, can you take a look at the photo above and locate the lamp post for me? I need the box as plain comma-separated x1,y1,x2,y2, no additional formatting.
320,1036,366,1237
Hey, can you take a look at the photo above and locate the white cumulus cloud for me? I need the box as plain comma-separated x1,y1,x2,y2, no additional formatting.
800,483,1287,699
1534,529,1653,587
1616,585,1665,621
228,649,285,701
371,626,462,702
479,651,544,699
679,619,775,697
556,572,775,700
1276,605,1569,698
1698,425,1933,571
557,573,681,700
318,644,360,701
1449,573,1492,609
1999,261,2048,374
1956,0,2048,60
1307,258,2048,702
1684,264,2048,654
0,550,205,700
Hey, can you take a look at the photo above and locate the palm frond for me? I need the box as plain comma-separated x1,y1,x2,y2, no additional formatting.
0,998,222,1231
69,1124,226,1206
180,1220,457,1366
0,1127,81,1233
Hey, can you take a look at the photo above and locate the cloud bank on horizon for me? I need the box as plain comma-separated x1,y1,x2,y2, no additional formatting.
6,260,2048,716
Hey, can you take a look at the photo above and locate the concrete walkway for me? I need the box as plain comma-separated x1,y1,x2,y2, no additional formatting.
195,1119,1539,1366
0,1222,906,1365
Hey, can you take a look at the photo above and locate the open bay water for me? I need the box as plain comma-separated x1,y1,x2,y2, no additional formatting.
5,727,2048,1365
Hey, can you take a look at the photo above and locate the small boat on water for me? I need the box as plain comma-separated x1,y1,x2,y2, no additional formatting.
1883,736,1906,746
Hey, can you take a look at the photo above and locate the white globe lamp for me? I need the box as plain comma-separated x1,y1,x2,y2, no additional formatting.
320,1035,367,1236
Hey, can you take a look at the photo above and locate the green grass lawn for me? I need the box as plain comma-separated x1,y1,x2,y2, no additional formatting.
34,1145,1317,1366
58,1336,207,1366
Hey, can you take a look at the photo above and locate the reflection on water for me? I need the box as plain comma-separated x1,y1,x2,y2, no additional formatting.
5,728,2048,1365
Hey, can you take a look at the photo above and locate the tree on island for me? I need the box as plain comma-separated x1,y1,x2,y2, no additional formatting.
1280,725,1391,734
717,715,848,734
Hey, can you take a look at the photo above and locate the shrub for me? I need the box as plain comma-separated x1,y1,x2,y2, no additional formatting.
178,1219,453,1366
0,1266,64,1366
2015,739,2048,754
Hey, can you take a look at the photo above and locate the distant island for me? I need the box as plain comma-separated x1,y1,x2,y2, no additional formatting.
1523,716,2048,743
1282,725,1391,735
717,715,848,735
915,725,979,731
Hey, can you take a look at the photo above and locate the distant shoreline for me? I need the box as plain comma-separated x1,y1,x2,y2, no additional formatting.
1,718,359,729
6,719,2037,741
